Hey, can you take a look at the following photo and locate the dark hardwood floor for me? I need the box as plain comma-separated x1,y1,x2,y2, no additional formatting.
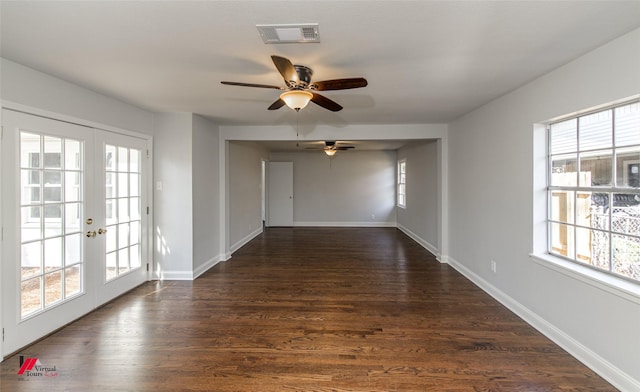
1,228,616,391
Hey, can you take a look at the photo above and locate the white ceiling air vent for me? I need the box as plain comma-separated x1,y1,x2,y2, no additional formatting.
256,24,320,44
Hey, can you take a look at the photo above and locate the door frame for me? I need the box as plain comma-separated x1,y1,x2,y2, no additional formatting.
261,160,267,228
0,102,154,361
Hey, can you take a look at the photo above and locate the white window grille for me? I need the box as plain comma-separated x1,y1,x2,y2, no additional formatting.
548,100,640,282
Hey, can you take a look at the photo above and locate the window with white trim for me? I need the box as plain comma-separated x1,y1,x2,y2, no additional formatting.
397,159,406,208
548,100,640,282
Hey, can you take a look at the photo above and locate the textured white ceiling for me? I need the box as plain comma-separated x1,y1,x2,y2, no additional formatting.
2,1,640,128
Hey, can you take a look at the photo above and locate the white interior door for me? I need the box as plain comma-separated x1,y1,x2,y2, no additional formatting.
267,161,294,226
1,109,150,355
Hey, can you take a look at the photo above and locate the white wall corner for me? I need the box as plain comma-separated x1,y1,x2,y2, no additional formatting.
437,254,451,264
446,256,640,392
221,139,230,259
438,135,449,263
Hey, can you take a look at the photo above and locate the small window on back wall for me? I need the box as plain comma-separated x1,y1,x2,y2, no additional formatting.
548,99,640,283
398,159,406,208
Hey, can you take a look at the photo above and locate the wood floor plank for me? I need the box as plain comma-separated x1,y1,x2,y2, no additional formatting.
1,228,617,391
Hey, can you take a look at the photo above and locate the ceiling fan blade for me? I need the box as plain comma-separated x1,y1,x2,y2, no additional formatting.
221,81,283,90
313,78,368,91
271,55,299,86
268,99,286,110
311,93,343,112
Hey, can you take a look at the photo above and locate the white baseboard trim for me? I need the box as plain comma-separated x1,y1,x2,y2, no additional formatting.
193,256,223,279
158,254,225,281
158,270,195,281
293,221,397,227
229,227,263,255
446,256,640,392
396,224,440,260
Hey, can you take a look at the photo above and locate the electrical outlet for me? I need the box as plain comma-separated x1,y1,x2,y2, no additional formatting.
490,260,497,273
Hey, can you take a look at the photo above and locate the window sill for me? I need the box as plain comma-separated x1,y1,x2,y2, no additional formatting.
529,253,640,304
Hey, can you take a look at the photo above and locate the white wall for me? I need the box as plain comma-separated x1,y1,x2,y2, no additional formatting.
397,141,439,256
227,141,268,253
1,59,154,133
153,113,224,279
270,150,397,226
152,113,194,279
447,28,640,390
192,115,221,276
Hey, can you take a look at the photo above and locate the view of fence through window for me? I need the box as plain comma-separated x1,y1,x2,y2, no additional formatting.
548,101,640,282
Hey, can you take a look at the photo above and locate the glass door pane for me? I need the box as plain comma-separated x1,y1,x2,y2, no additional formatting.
20,132,84,318
105,144,142,281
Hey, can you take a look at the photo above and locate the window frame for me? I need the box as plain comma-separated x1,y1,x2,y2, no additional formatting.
397,159,406,208
546,99,640,284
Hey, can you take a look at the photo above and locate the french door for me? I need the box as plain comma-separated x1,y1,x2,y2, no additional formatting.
1,109,151,355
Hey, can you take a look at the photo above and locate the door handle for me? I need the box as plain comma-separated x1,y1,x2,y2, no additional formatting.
98,228,108,235
86,230,97,238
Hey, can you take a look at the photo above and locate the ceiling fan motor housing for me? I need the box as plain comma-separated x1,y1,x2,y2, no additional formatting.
293,65,313,87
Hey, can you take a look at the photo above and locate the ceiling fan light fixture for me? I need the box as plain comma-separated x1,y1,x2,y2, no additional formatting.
280,90,313,111
324,149,337,157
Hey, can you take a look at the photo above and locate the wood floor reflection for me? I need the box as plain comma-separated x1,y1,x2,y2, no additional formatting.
1,228,616,391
